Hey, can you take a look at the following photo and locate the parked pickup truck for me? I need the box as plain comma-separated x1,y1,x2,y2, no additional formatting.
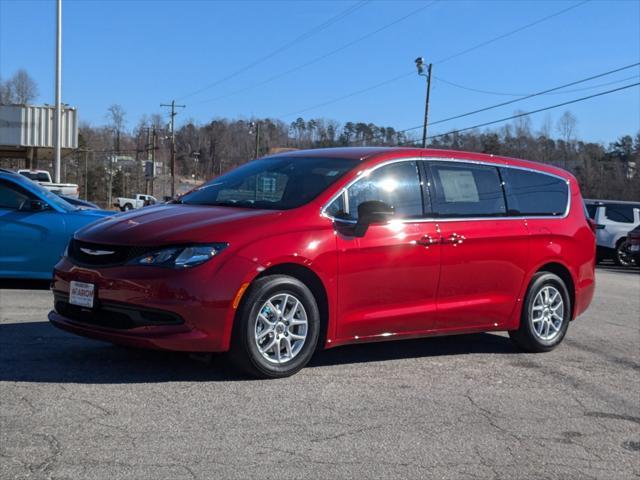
114,194,157,211
18,169,80,199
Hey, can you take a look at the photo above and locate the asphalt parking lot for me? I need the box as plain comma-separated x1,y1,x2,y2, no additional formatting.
1,266,638,480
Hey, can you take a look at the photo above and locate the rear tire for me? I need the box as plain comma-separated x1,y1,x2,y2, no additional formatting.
615,238,634,267
229,275,320,379
123,203,133,211
509,272,571,353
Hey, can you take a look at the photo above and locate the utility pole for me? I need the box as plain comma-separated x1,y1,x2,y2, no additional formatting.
252,121,261,159
84,149,88,200
53,0,62,183
415,57,433,148
151,127,156,196
160,100,185,198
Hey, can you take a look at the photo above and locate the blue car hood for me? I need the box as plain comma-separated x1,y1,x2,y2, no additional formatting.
72,208,112,218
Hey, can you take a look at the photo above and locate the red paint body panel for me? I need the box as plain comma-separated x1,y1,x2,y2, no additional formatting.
335,221,441,340
435,219,529,331
49,148,595,352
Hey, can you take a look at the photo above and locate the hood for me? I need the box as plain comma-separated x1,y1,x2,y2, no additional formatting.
73,208,112,218
75,204,283,246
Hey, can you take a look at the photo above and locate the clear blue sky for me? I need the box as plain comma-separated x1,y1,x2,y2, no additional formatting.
1,0,638,144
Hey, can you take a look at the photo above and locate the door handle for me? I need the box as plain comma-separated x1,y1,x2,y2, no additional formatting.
416,235,438,247
442,233,466,245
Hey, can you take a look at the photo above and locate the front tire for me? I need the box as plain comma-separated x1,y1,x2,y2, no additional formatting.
509,272,571,353
230,275,320,379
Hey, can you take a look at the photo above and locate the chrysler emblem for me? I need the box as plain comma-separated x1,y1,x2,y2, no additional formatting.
80,248,115,256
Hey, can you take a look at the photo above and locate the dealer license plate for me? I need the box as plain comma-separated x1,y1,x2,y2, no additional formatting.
69,281,95,308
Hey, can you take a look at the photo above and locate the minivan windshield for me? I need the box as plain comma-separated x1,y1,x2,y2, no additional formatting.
180,156,358,210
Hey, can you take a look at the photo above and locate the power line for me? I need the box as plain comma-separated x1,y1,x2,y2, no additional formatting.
278,71,415,119
432,0,590,66
191,1,439,107
277,0,591,119
434,73,639,97
399,82,640,145
396,62,640,134
178,0,370,101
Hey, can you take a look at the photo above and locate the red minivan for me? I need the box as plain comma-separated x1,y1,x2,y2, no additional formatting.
49,148,596,378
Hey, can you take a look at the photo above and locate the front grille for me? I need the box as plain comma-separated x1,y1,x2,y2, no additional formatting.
68,239,152,267
54,293,183,330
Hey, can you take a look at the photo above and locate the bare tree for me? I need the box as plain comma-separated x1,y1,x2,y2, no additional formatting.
557,111,577,144
538,113,554,138
557,111,577,168
106,104,126,133
0,76,13,104
106,104,126,152
9,69,38,104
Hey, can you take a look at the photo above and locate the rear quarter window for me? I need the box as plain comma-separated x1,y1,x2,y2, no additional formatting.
500,168,568,216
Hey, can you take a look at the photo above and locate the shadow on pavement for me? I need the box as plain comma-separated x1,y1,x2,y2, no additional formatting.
596,260,639,275
0,320,518,384
0,279,50,290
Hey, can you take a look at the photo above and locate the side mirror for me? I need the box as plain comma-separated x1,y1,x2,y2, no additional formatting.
354,200,394,237
20,200,48,212
30,200,49,211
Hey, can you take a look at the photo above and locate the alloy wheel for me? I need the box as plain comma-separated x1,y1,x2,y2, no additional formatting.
254,293,308,364
531,285,564,341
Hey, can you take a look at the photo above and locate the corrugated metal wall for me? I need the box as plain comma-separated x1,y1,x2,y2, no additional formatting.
0,104,78,149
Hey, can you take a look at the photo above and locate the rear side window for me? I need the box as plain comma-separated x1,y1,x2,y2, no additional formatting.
585,204,598,219
605,204,635,223
500,168,568,216
428,162,506,217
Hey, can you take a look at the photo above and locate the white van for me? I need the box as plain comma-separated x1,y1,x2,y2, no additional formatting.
585,199,640,266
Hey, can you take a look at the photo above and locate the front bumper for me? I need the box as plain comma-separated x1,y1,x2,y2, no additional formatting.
49,310,213,351
49,254,258,352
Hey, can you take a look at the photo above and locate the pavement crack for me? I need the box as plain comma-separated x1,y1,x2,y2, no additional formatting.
310,424,383,443
585,411,640,425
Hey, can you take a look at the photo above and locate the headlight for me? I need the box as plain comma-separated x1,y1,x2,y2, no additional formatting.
131,243,228,268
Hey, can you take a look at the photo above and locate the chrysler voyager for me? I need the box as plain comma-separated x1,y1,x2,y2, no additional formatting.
49,148,596,378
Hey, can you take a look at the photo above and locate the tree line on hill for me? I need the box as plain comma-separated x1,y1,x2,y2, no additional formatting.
8,107,640,204
0,69,637,203
168,112,640,202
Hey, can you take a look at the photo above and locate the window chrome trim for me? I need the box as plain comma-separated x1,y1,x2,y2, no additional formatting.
320,156,571,222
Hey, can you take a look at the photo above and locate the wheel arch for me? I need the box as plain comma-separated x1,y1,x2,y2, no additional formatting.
535,262,576,320
615,236,627,248
252,263,330,350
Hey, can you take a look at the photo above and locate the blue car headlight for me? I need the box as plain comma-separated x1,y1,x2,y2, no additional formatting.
131,243,228,268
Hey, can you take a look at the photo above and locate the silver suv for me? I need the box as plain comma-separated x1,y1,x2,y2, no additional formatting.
585,199,640,266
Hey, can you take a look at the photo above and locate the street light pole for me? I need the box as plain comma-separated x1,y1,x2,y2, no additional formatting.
53,0,62,183
415,57,432,149
249,121,261,159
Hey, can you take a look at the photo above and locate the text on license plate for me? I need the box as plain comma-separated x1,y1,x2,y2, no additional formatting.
69,281,95,308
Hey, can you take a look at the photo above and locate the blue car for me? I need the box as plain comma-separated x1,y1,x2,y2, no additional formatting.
0,169,112,280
